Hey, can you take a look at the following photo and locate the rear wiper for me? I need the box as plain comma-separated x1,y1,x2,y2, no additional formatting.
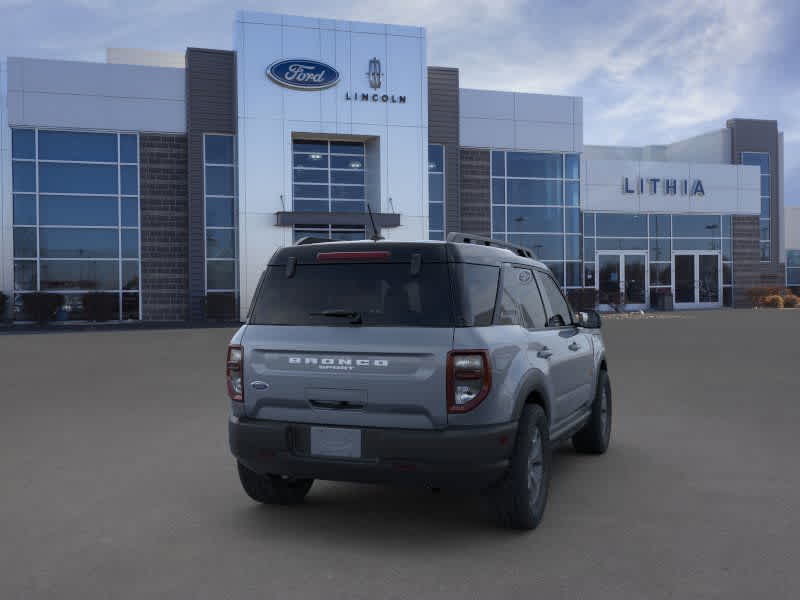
309,309,363,324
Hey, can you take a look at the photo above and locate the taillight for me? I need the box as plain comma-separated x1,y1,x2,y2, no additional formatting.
447,350,492,413
227,344,243,402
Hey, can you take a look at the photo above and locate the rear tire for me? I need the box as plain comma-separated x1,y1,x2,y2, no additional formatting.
488,404,551,530
572,369,612,454
237,462,313,505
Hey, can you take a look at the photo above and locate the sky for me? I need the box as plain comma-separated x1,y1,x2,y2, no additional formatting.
1,0,798,205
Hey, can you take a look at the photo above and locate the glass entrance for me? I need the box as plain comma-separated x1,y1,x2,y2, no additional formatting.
596,252,648,310
672,252,721,308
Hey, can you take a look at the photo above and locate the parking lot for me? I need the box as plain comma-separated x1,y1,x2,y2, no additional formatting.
1,309,799,599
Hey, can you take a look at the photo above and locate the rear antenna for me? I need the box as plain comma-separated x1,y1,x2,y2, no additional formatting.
366,204,384,241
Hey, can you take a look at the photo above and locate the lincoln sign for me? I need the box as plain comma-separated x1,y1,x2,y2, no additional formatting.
623,177,705,196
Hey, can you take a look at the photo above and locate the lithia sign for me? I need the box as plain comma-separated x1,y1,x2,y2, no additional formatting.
267,57,407,103
623,177,705,196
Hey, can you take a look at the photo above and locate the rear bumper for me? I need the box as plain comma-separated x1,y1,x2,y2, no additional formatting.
229,417,518,488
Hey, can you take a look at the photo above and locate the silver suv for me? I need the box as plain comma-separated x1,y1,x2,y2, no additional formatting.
227,233,611,529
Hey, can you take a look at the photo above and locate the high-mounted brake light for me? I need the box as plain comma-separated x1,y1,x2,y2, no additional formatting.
447,350,492,413
317,251,391,262
227,344,244,402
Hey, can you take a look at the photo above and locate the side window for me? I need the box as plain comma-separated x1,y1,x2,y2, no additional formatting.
495,266,546,329
458,264,500,326
536,271,573,327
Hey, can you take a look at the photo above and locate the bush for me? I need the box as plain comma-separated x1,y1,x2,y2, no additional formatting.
83,292,118,322
0,292,7,322
782,294,799,308
21,293,65,324
762,295,784,308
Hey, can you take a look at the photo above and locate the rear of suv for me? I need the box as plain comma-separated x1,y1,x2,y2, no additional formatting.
228,233,611,529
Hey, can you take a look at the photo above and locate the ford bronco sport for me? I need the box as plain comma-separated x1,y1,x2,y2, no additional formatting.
228,233,611,529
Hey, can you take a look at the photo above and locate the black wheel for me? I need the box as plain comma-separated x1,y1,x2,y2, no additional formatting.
236,462,313,505
572,369,612,454
488,404,551,530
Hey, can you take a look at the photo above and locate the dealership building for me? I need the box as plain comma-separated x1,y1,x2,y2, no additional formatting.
0,11,794,322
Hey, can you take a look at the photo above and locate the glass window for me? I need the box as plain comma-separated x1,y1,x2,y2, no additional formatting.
596,238,647,251
759,219,770,241
496,267,545,328
13,228,37,258
293,184,328,199
673,214,720,237
649,214,671,238
205,135,234,164
565,235,581,260
673,238,721,251
491,151,505,177
294,200,329,212
429,172,444,204
332,201,366,212
121,198,139,227
122,261,139,290
458,264,500,326
14,261,37,291
760,175,770,197
565,181,580,206
584,262,595,287
565,208,580,233
12,129,36,159
331,185,364,200
206,197,234,227
565,154,580,180
650,264,671,286
723,263,732,285
207,260,237,290
741,152,769,174
565,262,582,287
492,207,505,234
492,179,505,205
721,215,732,237
722,238,732,261
331,156,363,170
507,152,562,178
595,213,647,237
544,262,564,287
536,271,572,326
293,140,328,154
761,197,770,218
429,203,444,232
122,293,140,320
12,161,36,192
723,287,732,307
38,131,117,162
649,238,671,261
39,228,118,258
120,135,138,163
40,260,119,291
508,234,564,261
787,250,800,268
39,195,118,226
294,153,329,168
206,166,235,196
583,237,594,262
583,212,595,237
121,229,139,258
760,242,770,262
121,165,138,195
330,141,364,155
39,163,118,194
331,170,364,185
428,145,444,172
13,194,36,225
507,179,562,205
507,206,563,233
207,229,236,258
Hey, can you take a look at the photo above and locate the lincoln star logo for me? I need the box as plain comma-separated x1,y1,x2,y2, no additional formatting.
267,59,341,90
288,357,389,371
367,57,382,89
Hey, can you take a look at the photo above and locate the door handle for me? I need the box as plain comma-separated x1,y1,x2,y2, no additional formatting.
568,341,580,352
537,347,553,359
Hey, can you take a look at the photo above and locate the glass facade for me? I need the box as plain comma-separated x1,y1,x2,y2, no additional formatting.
787,250,800,287
292,140,366,213
742,152,770,261
11,128,141,320
491,150,581,287
428,144,444,240
293,225,366,241
204,134,239,307
584,212,733,306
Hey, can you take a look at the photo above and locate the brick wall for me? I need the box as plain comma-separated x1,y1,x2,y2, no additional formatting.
732,215,760,307
459,149,491,237
428,67,460,234
139,134,189,321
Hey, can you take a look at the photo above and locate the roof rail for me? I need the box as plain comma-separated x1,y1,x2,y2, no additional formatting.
446,232,536,259
294,236,333,246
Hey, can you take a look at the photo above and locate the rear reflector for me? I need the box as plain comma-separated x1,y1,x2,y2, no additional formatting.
317,251,391,262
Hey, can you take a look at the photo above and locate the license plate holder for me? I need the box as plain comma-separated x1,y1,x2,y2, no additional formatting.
309,427,362,459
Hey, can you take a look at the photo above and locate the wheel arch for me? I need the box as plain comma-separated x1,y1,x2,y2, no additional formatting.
512,369,552,424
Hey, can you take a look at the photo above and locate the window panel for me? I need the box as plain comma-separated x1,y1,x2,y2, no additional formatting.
12,161,36,192
38,130,117,162
331,155,363,170
294,199,329,212
583,213,595,237
13,227,37,258
122,293,140,320
508,234,564,261
122,261,139,290
121,165,138,195
649,214,671,238
13,194,36,225
429,202,444,231
741,152,769,174
207,260,236,290
565,181,579,206
596,238,647,251
428,173,444,204
294,184,329,199
721,215,732,237
293,168,328,184
120,134,138,163
565,208,580,233
759,219,770,241
723,263,732,285
332,170,365,185
507,179,562,205
565,235,581,260
507,152,562,178
206,197,234,227
650,263,671,286
507,206,563,233
428,144,444,172
491,151,505,177
330,228,366,241
565,262,582,287
331,201,366,213
496,267,546,329
293,153,329,168
12,129,36,159
787,251,800,268
584,262,595,287
760,242,770,261
121,198,139,227
14,261,37,291
205,135,234,164
673,214,721,237
207,229,236,259
40,228,118,258
492,179,505,205
536,271,572,325
583,237,595,262
293,140,328,154
760,175,770,196
492,207,505,233
722,238,732,262
673,238,721,251
40,260,119,290
565,154,580,180
330,141,364,155
331,185,364,200
205,166,235,196
121,229,139,259
723,287,732,307
649,238,671,261
39,163,118,194
761,197,770,218
787,267,800,285
595,213,647,237
38,195,119,227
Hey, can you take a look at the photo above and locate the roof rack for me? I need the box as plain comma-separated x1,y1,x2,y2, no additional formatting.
294,236,334,246
446,232,536,259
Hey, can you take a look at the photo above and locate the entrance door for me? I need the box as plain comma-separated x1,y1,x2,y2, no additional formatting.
596,252,648,311
672,252,721,309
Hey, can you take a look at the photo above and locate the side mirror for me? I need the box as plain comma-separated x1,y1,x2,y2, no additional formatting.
577,310,602,329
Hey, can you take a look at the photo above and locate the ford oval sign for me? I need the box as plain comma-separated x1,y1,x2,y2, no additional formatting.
267,59,340,90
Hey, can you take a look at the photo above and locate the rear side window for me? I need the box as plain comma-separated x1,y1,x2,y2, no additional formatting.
496,266,547,329
457,264,499,326
536,271,573,327
249,263,454,327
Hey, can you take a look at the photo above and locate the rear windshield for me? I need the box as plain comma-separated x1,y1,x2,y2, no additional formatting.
249,263,455,327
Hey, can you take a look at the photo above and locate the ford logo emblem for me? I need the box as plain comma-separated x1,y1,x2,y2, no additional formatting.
266,59,340,90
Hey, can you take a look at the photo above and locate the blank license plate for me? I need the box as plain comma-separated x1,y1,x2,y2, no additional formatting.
309,427,362,458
